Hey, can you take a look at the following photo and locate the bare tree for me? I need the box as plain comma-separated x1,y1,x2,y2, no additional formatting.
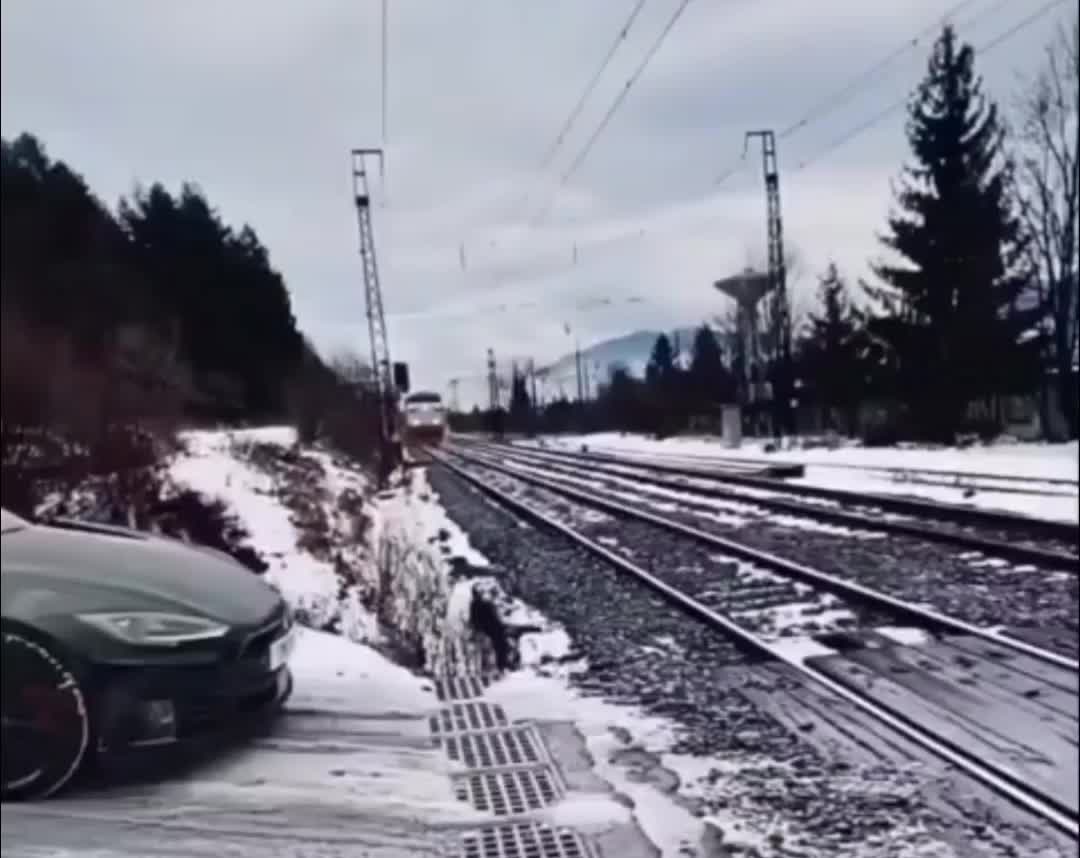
328,348,374,389
1015,15,1079,438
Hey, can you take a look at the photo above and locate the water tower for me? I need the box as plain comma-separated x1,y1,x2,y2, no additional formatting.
714,268,773,405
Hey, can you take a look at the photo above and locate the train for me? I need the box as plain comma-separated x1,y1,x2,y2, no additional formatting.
399,390,448,448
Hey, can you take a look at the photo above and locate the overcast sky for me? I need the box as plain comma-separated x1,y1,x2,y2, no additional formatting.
1,0,1067,406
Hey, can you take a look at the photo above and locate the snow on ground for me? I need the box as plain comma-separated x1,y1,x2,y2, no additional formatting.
158,427,1056,857
487,668,709,857
535,434,1079,522
488,631,959,858
375,466,490,570
368,466,495,674
288,625,433,715
169,427,378,642
505,454,884,539
169,428,737,855
176,626,474,826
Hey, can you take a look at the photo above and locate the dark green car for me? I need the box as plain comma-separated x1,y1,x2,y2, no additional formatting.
1,506,296,800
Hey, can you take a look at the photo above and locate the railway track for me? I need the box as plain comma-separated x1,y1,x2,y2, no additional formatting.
459,438,1079,569
431,446,1080,839
561,441,1080,493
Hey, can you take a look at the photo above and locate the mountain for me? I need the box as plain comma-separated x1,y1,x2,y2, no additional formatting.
540,327,702,390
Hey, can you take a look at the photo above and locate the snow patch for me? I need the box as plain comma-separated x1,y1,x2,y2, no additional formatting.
169,429,376,640
875,626,934,647
542,434,1079,523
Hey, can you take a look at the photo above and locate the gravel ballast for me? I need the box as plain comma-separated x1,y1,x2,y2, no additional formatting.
427,463,1075,858
460,450,1080,654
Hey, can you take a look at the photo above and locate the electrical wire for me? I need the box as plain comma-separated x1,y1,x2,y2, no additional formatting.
779,0,984,140
510,0,651,223
530,0,696,227
381,0,389,144
387,294,649,323
454,0,1062,311
484,1,1064,292
794,0,1068,171
713,0,1010,185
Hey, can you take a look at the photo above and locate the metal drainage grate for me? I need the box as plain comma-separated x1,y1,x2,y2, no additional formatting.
460,822,594,858
440,727,546,770
435,675,488,701
453,768,561,816
430,701,509,736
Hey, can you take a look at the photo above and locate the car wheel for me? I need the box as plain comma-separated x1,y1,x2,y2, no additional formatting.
1,627,91,800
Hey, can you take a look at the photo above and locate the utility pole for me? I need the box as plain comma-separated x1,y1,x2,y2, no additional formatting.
527,358,539,436
744,130,791,436
350,148,398,474
574,342,584,404
486,348,499,412
448,378,460,413
487,348,504,438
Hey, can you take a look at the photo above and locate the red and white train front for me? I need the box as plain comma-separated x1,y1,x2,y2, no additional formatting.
400,391,448,448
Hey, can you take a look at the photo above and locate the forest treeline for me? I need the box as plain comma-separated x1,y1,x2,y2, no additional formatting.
1,133,372,512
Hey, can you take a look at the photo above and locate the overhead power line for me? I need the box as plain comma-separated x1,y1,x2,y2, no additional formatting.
457,0,1063,311
778,0,984,140
530,0,696,227
488,0,1067,286
381,0,389,144
387,294,650,324
713,0,1012,186
512,0,650,222
794,0,1069,171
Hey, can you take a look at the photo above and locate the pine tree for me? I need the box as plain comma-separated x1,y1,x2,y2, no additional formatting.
801,263,862,432
872,25,1035,440
509,365,532,429
645,333,681,435
645,334,675,389
688,324,734,408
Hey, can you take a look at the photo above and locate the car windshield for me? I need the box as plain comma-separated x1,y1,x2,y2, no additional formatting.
1,507,30,534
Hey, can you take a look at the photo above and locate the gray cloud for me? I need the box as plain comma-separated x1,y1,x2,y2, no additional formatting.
1,0,1063,407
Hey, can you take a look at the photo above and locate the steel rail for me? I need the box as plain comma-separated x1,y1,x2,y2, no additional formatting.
443,444,1079,673
432,449,1080,839
461,440,1080,570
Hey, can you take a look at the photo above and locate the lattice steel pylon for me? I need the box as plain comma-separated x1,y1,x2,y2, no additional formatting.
486,348,499,412
350,148,396,447
745,130,792,433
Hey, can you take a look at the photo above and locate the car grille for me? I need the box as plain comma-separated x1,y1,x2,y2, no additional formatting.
178,674,282,736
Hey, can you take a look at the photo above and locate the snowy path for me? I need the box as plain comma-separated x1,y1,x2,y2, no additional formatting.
1,630,462,858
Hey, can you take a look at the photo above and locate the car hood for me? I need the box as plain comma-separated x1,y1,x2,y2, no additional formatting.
1,522,280,626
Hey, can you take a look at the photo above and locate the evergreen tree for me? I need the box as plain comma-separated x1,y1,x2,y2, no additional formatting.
801,263,862,431
645,333,685,435
645,333,675,389
688,324,734,407
600,364,649,432
509,365,532,429
871,25,1036,439
3,131,310,424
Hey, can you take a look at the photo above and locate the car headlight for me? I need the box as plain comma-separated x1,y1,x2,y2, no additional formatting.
75,612,229,646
